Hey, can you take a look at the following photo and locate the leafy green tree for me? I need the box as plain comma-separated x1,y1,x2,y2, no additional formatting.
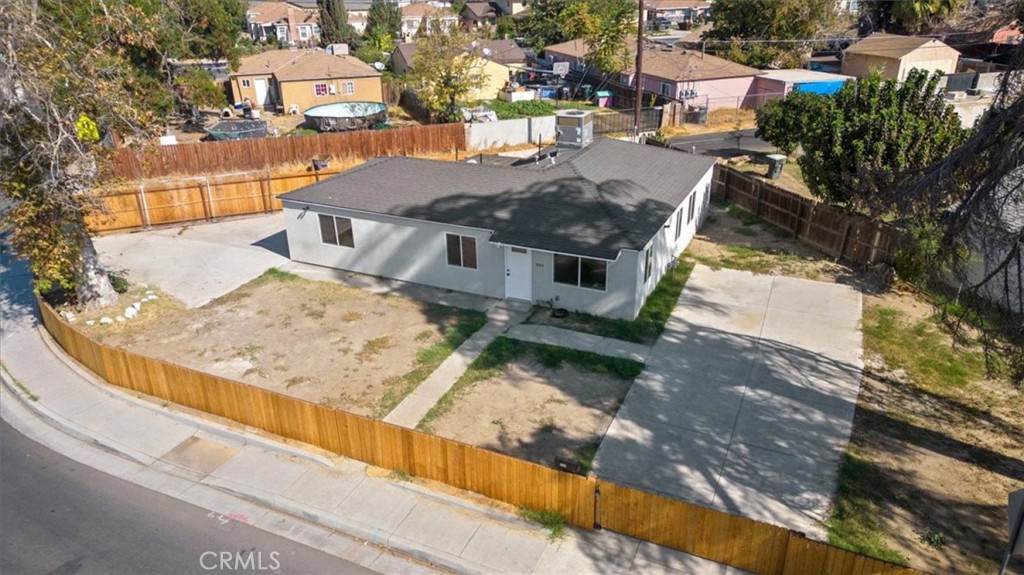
798,69,967,216
178,0,248,68
353,26,396,65
409,22,486,122
860,0,964,34
174,68,229,109
522,0,574,50
494,15,516,39
703,0,836,67
367,0,403,39
754,91,831,155
561,0,637,74
319,0,359,45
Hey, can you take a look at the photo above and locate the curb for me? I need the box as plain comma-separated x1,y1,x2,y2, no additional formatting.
35,326,336,468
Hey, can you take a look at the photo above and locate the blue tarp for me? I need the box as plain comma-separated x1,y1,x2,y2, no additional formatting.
792,80,847,95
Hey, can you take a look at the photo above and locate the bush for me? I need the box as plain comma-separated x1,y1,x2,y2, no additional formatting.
107,272,130,294
484,99,556,120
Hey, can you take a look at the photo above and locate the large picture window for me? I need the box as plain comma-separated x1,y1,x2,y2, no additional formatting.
687,192,697,223
553,254,607,291
445,234,477,269
314,83,329,96
318,214,354,247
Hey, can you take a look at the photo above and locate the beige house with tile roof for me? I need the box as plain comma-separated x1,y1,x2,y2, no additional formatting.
230,49,383,113
841,33,960,81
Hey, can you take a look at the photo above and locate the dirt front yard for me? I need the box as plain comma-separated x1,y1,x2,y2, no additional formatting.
77,269,486,419
419,338,643,471
686,199,1024,574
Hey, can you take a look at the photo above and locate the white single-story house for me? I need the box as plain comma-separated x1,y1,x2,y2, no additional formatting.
278,137,717,320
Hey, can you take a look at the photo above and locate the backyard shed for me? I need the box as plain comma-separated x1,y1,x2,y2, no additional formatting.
278,136,716,319
841,33,960,81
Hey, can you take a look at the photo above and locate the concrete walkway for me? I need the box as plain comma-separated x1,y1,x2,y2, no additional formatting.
1,244,747,575
383,300,532,428
594,265,863,539
505,324,652,363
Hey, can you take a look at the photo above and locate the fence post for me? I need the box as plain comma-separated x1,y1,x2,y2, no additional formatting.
753,180,763,217
204,178,217,222
867,226,883,265
137,182,151,229
837,221,853,261
792,200,804,238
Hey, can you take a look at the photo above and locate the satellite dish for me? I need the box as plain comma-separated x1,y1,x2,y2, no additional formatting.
482,47,492,58
373,61,385,71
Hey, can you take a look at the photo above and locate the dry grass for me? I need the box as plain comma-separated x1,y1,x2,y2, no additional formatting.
661,108,757,137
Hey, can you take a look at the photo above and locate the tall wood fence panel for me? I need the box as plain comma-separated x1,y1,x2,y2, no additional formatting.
712,165,903,267
36,300,595,529
598,482,927,575
105,123,466,180
87,168,337,233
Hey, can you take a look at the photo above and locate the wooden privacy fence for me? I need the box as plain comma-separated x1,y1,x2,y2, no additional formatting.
712,165,903,267
36,300,596,528
105,123,466,180
37,301,928,575
88,168,337,233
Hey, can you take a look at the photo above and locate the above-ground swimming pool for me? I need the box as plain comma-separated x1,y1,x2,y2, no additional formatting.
303,102,389,132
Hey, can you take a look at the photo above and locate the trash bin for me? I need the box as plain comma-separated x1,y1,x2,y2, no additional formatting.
766,154,787,179
581,84,593,101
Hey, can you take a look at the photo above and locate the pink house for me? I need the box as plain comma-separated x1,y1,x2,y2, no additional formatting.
992,21,1023,45
543,39,761,110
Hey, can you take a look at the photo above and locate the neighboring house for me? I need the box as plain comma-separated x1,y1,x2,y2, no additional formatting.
246,1,320,46
645,0,710,24
278,136,717,320
399,3,459,40
461,2,498,29
835,0,859,12
392,38,526,75
992,20,1023,45
841,33,960,81
752,69,853,104
349,13,368,34
544,39,761,109
491,0,526,16
230,49,383,113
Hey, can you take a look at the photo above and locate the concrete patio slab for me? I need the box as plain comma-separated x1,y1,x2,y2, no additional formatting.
594,265,862,538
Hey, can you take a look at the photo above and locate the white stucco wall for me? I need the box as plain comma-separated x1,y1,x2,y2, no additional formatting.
282,203,506,299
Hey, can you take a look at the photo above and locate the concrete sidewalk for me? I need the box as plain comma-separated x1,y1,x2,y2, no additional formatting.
505,324,652,363
384,300,531,428
1,249,744,575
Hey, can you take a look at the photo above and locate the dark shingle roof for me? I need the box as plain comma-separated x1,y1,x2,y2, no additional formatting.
279,139,716,259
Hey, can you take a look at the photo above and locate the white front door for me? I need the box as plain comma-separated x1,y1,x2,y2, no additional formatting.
504,246,532,301
254,79,268,108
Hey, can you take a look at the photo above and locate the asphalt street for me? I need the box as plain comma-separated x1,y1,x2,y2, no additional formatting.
0,420,376,575
667,128,776,155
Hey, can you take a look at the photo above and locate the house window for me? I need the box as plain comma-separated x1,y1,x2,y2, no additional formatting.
644,249,653,281
445,233,477,269
342,81,355,95
298,26,310,40
276,25,288,40
661,82,674,97
242,79,251,88
687,193,697,223
553,254,607,291
314,83,329,96
675,208,683,240
318,214,354,247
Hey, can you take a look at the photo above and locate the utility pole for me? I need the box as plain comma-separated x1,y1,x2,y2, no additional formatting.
633,0,644,141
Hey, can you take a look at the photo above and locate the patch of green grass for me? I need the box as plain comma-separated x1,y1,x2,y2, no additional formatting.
576,441,600,476
826,450,909,565
550,259,695,344
417,337,642,431
519,507,567,541
371,307,487,418
0,361,39,401
389,469,411,481
255,267,301,284
688,245,804,275
863,307,987,390
724,203,793,238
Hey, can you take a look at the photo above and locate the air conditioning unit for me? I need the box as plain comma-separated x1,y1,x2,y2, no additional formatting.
328,85,337,94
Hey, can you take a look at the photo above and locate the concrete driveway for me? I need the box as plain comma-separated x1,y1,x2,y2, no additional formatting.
593,265,863,538
95,215,290,308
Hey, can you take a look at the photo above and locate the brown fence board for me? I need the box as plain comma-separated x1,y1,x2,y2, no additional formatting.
712,165,903,268
105,123,466,180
